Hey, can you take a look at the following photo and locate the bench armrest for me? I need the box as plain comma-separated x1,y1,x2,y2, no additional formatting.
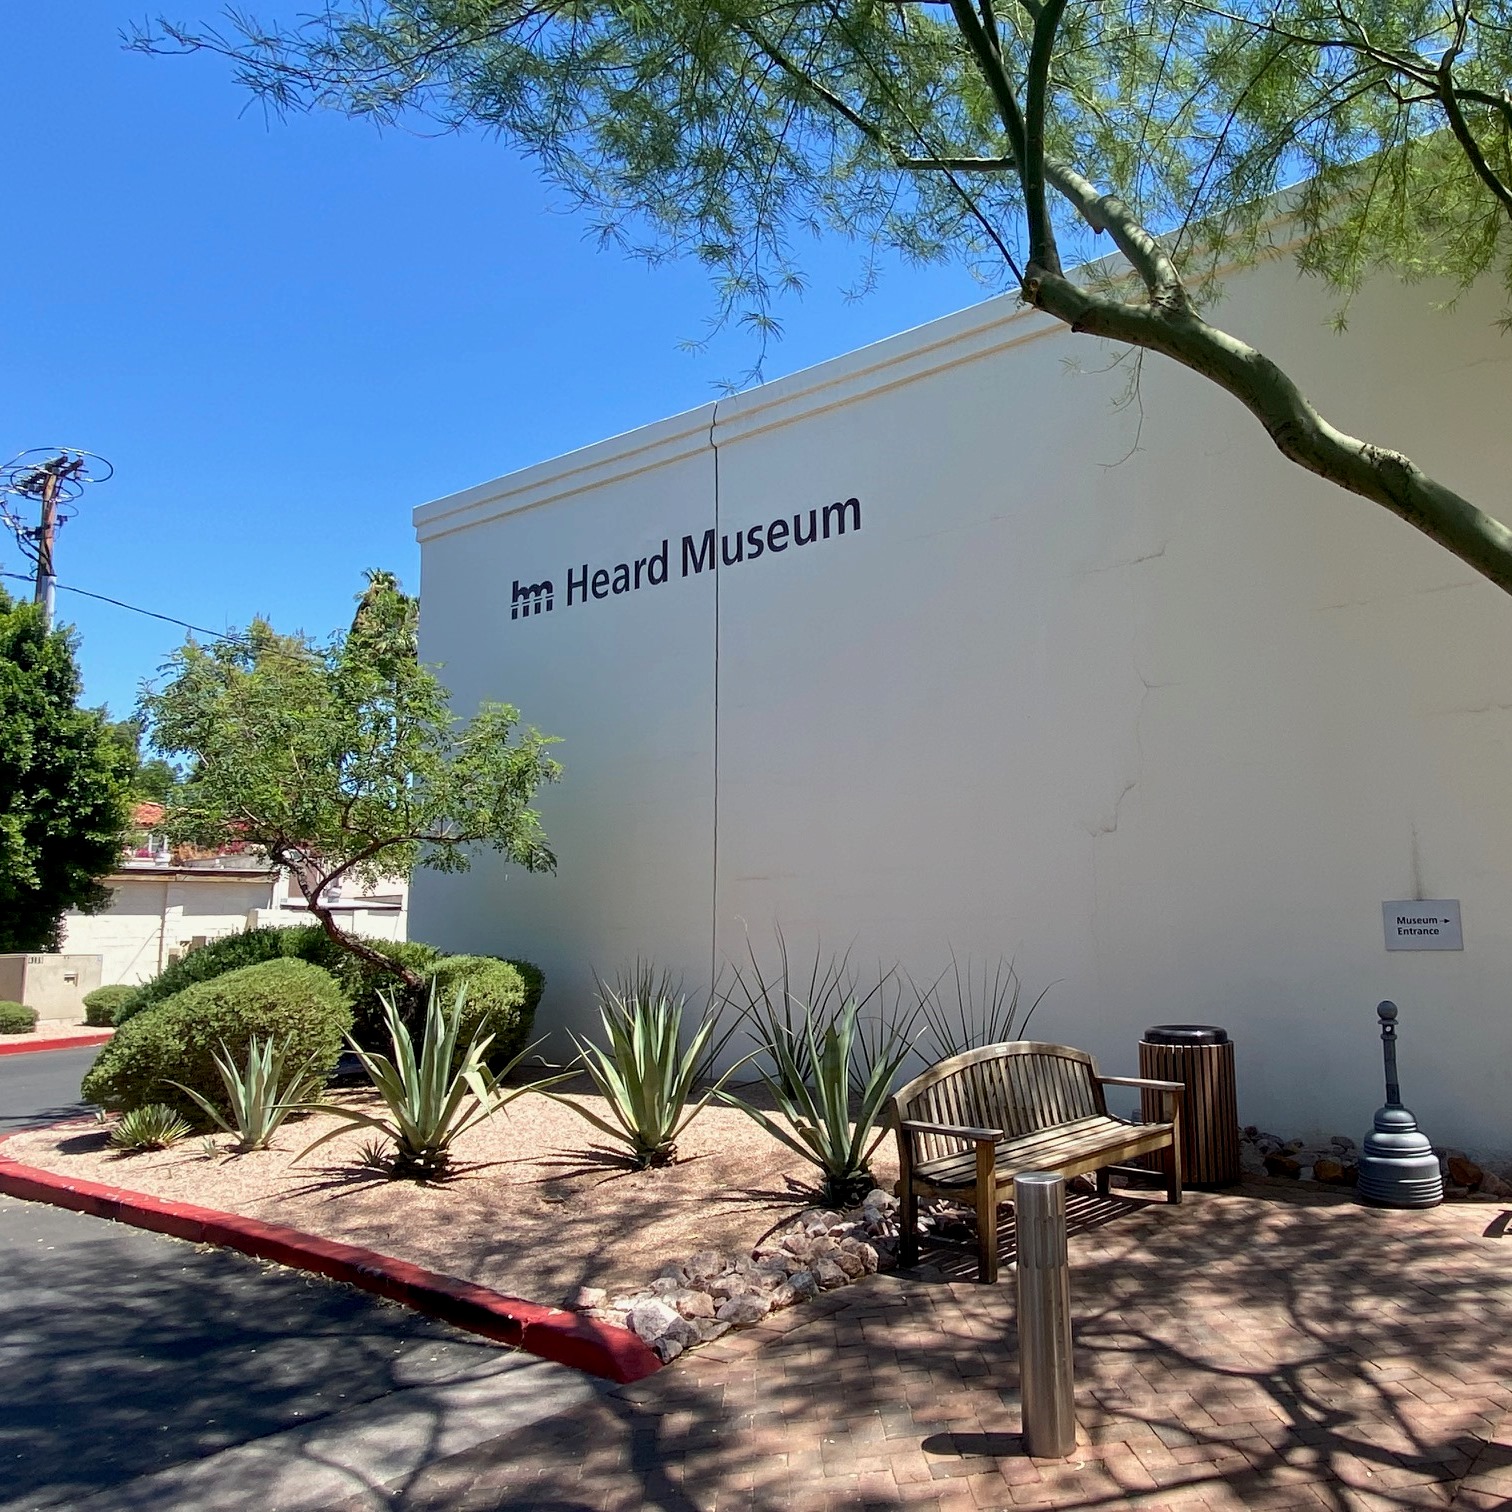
900,1118,1004,1143
1099,1075,1184,1092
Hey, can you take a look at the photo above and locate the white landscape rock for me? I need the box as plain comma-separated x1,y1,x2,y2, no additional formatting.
629,1297,698,1356
672,1288,717,1320
813,1257,850,1290
716,1292,773,1326
603,1188,905,1365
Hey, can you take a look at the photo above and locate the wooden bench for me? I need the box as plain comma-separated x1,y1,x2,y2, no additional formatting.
890,1040,1184,1282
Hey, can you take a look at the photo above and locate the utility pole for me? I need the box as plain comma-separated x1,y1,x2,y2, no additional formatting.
31,455,86,629
0,450,110,631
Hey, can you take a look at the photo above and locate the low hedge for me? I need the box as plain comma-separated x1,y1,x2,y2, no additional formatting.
0,1001,37,1034
81,958,351,1122
112,924,445,1041
424,955,538,1071
104,922,541,1063
298,935,445,1049
112,927,300,1024
83,985,138,1027
505,958,546,1023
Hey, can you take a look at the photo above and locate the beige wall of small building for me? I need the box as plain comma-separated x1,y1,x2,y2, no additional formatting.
61,868,409,987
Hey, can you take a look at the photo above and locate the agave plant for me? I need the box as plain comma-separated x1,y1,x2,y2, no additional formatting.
554,967,746,1168
299,984,566,1180
167,1033,324,1153
109,1103,193,1152
719,997,917,1208
912,954,1054,1062
715,928,906,1101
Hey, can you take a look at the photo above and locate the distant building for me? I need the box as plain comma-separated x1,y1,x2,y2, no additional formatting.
62,803,409,985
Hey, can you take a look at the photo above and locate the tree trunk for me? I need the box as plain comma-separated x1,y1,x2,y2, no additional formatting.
285,857,425,990
1023,264,1512,596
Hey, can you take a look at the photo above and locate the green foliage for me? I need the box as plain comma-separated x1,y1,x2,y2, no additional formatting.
136,4,1512,592
720,999,918,1208
115,927,300,1023
505,958,546,1021
0,589,131,951
307,935,445,1047
914,956,1052,1062
717,931,913,1101
112,924,445,1038
109,1103,193,1152
423,955,533,1070
137,5,1512,343
136,575,561,986
104,716,183,803
82,959,351,1122
0,1001,37,1034
168,1034,325,1152
555,967,746,1168
299,986,566,1180
82,985,137,1027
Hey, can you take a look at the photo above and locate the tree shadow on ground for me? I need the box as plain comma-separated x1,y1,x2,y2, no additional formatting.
0,1200,516,1509
341,1182,1512,1511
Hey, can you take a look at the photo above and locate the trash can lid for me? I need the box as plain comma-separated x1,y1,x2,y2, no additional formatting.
1144,1024,1229,1045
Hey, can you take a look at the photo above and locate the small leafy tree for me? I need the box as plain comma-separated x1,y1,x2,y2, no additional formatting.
104,717,183,803
139,572,561,987
0,589,131,951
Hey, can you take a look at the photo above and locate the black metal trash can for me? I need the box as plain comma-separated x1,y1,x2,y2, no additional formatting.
1139,1025,1241,1189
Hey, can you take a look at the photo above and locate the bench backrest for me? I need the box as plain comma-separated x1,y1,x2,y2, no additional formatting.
890,1041,1108,1165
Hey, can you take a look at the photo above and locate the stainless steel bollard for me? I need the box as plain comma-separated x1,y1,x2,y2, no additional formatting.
1015,1171,1076,1458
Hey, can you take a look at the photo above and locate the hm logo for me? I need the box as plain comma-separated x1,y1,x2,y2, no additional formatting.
511,578,554,620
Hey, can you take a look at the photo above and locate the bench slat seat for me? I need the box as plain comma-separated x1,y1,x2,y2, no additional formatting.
912,1113,1174,1190
889,1040,1183,1283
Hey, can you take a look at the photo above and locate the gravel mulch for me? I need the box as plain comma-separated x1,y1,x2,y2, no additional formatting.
5,1085,900,1305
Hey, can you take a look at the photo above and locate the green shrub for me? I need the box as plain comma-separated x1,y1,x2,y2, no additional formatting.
82,959,351,1123
298,935,445,1048
112,924,446,1041
0,1001,37,1034
114,928,298,1023
505,958,546,1021
423,956,534,1071
83,985,138,1027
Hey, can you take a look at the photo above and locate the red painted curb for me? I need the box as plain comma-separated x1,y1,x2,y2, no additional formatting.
0,1139,661,1384
0,1030,114,1057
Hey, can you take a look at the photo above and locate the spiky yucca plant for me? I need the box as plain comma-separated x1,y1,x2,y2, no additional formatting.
299,985,564,1180
554,968,745,1167
719,997,916,1207
167,1033,323,1153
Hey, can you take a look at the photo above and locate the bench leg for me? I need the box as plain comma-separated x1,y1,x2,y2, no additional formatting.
1096,1165,1110,1198
1167,1134,1184,1206
975,1143,999,1284
898,1170,919,1268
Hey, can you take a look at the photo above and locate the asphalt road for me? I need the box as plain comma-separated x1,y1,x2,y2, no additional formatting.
0,1044,100,1131
0,1047,597,1511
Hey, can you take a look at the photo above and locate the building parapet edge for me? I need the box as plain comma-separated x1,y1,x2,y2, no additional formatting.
413,290,1059,542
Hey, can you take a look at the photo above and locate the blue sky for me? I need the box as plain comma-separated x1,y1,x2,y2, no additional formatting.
0,5,988,723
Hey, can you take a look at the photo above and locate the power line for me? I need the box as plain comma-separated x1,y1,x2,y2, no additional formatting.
0,571,248,643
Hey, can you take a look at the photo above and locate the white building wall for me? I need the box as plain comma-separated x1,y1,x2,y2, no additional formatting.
413,257,1512,1161
62,871,409,984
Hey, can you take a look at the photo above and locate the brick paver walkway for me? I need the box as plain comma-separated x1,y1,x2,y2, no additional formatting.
325,1185,1512,1511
